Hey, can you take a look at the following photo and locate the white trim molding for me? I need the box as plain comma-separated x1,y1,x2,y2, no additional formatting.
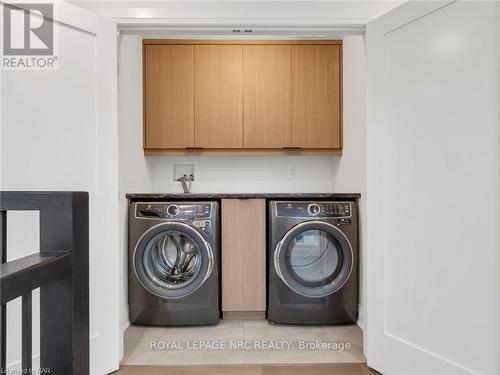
68,0,405,35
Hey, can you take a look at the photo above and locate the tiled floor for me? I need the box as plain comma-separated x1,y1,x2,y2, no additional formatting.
122,320,365,366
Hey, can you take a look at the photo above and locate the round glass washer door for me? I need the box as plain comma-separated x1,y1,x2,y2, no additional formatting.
133,222,214,299
274,221,353,298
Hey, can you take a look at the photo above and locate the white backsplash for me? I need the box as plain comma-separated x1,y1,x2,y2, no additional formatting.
147,156,336,193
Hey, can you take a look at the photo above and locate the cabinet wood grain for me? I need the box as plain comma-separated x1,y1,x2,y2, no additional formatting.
142,40,343,153
194,45,243,148
243,45,291,148
144,45,194,148
222,199,266,313
292,45,342,148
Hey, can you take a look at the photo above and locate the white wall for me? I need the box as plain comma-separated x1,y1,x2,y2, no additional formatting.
1,4,120,374
496,7,500,369
149,156,335,193
1,19,96,372
118,34,367,328
118,35,155,333
340,35,366,329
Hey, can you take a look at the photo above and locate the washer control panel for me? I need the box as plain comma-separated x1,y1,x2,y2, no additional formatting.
276,201,352,219
307,203,321,216
136,202,212,220
192,220,212,236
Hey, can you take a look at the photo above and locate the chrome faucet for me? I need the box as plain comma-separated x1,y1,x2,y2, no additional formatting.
177,174,194,193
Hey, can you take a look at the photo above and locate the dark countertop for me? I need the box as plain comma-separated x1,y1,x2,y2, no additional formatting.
126,192,361,200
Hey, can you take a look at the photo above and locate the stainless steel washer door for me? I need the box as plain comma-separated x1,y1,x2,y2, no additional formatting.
133,222,214,299
274,221,353,298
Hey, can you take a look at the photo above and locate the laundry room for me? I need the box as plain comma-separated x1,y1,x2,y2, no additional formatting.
1,1,499,375
117,26,367,372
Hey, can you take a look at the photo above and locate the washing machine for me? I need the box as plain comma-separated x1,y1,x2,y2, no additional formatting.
128,201,219,325
268,200,358,324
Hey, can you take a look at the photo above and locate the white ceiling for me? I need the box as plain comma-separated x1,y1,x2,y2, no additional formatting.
69,0,405,37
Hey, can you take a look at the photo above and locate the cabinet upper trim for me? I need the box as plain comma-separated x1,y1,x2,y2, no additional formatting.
143,39,342,45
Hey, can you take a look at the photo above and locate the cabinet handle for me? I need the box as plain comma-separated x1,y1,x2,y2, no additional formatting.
283,146,302,150
185,147,204,150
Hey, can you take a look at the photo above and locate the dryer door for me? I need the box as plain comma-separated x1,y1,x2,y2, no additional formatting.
274,221,353,298
133,222,214,299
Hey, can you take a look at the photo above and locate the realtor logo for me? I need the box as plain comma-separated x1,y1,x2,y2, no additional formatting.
4,3,53,55
2,2,58,69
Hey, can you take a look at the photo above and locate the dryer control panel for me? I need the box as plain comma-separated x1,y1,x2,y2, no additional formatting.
135,202,212,220
275,201,352,219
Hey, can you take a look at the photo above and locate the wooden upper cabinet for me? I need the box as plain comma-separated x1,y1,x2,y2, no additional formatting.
291,45,342,149
143,40,342,155
243,45,291,148
194,45,243,148
144,45,194,148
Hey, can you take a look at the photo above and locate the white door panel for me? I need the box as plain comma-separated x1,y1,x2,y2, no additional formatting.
366,1,499,374
1,2,119,374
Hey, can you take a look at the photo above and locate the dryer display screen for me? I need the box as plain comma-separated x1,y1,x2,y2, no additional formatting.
276,202,352,218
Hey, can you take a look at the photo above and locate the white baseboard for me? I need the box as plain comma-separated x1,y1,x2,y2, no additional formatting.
357,305,365,331
223,311,266,320
122,304,130,332
122,319,130,332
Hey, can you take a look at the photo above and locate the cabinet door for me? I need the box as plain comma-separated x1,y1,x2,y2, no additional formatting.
243,45,291,148
222,199,266,313
292,44,342,148
144,45,194,148
195,45,243,148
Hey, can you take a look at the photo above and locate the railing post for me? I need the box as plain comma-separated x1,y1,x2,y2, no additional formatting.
0,192,89,375
39,193,89,375
0,210,6,373
22,291,32,372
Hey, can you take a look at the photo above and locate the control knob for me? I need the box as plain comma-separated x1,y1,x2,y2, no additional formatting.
307,203,321,216
166,204,179,216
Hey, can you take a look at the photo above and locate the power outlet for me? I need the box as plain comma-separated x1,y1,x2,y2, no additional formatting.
287,165,296,179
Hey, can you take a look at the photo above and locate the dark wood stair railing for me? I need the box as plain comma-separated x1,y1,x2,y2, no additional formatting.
0,192,89,375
